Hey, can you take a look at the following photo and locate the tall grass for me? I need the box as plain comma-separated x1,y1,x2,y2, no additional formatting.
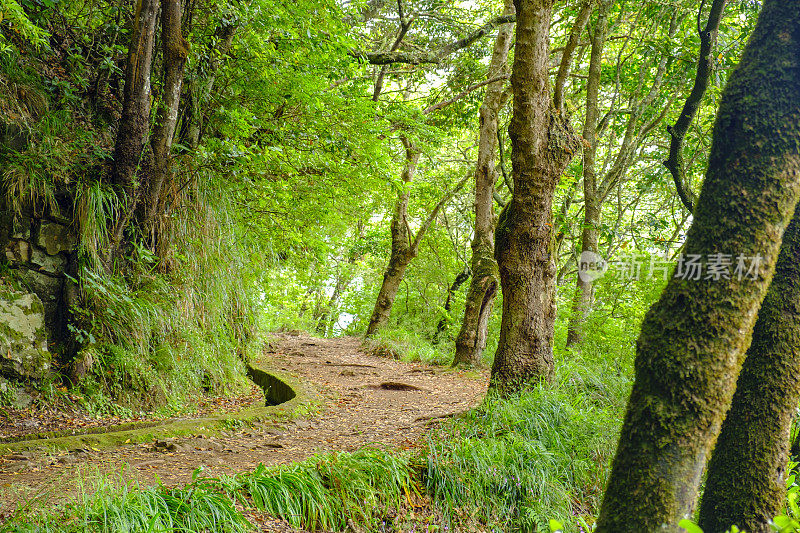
1,449,416,532
425,352,630,532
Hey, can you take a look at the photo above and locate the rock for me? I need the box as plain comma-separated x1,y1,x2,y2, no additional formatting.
30,246,66,275
10,217,31,240
35,220,76,256
5,240,31,263
16,270,64,333
0,288,51,380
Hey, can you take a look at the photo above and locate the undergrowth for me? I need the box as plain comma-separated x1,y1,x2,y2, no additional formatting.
362,327,452,365
425,352,630,532
0,448,417,533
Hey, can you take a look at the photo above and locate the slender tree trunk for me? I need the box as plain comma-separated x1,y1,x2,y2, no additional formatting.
698,205,800,533
489,0,581,393
565,0,611,349
665,0,729,213
595,1,800,529
434,265,471,344
110,0,160,252
365,139,469,337
453,0,515,366
145,0,189,237
366,139,420,337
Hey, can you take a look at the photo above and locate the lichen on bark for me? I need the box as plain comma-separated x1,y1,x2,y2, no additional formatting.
595,0,800,529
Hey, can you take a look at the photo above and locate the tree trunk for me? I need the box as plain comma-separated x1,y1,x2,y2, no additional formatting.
145,0,189,239
112,0,159,231
181,23,236,150
565,0,610,349
489,0,581,393
698,205,800,533
453,0,515,366
113,0,159,190
434,265,471,344
595,1,800,529
365,139,420,337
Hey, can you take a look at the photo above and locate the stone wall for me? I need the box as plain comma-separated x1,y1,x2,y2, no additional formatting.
1,211,75,335
0,202,75,381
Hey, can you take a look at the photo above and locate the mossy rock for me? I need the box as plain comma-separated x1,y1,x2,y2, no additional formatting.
0,287,51,379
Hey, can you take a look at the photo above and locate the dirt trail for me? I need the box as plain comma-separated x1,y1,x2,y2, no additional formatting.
0,333,488,514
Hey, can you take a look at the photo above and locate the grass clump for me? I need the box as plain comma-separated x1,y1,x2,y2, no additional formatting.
0,470,250,533
0,449,417,533
362,328,452,365
240,448,415,530
425,352,629,532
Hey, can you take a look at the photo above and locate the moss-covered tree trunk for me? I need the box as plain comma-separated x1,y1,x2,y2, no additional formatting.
453,0,514,366
698,206,800,532
145,0,189,240
595,1,800,529
698,217,800,531
111,0,159,252
489,0,581,392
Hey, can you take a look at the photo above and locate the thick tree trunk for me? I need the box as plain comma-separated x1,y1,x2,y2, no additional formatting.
145,0,189,236
453,0,515,366
595,1,800,529
365,140,420,337
489,0,581,393
698,205,800,533
110,0,160,253
565,0,610,349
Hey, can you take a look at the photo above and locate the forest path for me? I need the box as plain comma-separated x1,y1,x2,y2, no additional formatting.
0,332,488,517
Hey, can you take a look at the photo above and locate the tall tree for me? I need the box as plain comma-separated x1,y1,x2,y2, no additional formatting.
489,0,581,391
365,136,468,336
452,0,515,366
565,4,680,348
564,0,611,348
595,0,800,528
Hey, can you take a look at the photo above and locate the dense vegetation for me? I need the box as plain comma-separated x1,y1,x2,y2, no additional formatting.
2,0,800,531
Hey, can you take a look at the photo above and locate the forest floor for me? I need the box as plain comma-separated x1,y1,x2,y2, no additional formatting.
0,332,488,530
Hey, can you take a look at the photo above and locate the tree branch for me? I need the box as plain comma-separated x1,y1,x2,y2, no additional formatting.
411,172,471,254
664,0,728,212
353,14,517,65
423,74,510,114
554,0,595,113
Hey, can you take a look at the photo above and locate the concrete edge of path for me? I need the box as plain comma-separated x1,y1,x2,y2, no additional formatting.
0,362,315,454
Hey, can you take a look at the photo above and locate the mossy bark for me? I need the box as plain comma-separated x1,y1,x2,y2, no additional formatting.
699,210,800,531
145,0,189,240
453,0,514,367
489,0,581,393
698,215,800,531
595,1,800,530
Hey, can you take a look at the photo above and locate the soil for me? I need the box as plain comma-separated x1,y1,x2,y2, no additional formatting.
0,333,489,529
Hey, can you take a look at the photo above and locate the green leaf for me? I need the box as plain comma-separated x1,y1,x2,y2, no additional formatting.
679,519,704,533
